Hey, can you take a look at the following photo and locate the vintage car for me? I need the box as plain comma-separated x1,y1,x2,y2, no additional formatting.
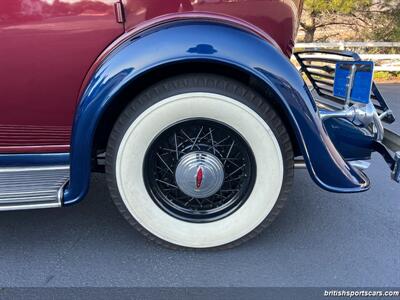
0,0,399,249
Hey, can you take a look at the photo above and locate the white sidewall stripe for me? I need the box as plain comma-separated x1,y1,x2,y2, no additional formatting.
116,92,284,248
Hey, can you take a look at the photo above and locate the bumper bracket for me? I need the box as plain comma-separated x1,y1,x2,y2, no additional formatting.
392,152,400,183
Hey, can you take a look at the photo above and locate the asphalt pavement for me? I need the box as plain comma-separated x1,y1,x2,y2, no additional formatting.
0,85,398,288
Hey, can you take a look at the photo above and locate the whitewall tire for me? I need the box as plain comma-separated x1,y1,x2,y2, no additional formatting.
106,74,293,249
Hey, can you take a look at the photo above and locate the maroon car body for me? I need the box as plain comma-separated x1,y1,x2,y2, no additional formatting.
0,0,302,153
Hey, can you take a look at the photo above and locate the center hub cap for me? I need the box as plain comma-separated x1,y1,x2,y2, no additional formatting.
175,152,224,198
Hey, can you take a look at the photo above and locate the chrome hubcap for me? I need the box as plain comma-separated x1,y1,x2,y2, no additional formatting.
175,152,224,199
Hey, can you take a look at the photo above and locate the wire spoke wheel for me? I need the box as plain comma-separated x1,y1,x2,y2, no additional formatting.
106,74,293,249
144,119,256,223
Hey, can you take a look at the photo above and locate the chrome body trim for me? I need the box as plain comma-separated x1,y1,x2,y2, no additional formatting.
349,160,371,170
294,158,371,171
0,165,69,211
0,165,69,173
294,159,306,169
57,180,69,203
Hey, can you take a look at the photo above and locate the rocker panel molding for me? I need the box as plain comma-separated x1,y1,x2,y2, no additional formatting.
0,165,69,211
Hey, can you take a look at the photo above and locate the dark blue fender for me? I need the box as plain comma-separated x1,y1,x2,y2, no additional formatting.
63,21,369,205
324,118,375,161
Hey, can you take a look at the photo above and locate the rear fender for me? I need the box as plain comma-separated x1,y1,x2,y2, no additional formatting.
63,20,369,205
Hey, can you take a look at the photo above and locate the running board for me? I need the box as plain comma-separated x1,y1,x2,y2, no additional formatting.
0,165,69,211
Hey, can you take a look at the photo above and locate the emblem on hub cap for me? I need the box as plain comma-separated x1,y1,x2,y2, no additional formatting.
195,166,204,191
175,152,224,199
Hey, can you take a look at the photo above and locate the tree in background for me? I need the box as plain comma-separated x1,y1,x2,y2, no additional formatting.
300,0,372,42
370,0,400,41
299,0,400,42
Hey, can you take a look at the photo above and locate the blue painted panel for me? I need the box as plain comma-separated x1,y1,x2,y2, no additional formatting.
64,21,370,205
333,61,374,104
324,118,374,161
0,153,69,167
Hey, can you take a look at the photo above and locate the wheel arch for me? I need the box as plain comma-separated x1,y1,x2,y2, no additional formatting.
92,61,301,160
63,20,369,205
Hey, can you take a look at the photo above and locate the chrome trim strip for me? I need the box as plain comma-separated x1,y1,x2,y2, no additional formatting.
0,165,69,173
296,159,371,172
57,180,69,204
294,159,307,169
349,160,371,170
0,202,61,211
